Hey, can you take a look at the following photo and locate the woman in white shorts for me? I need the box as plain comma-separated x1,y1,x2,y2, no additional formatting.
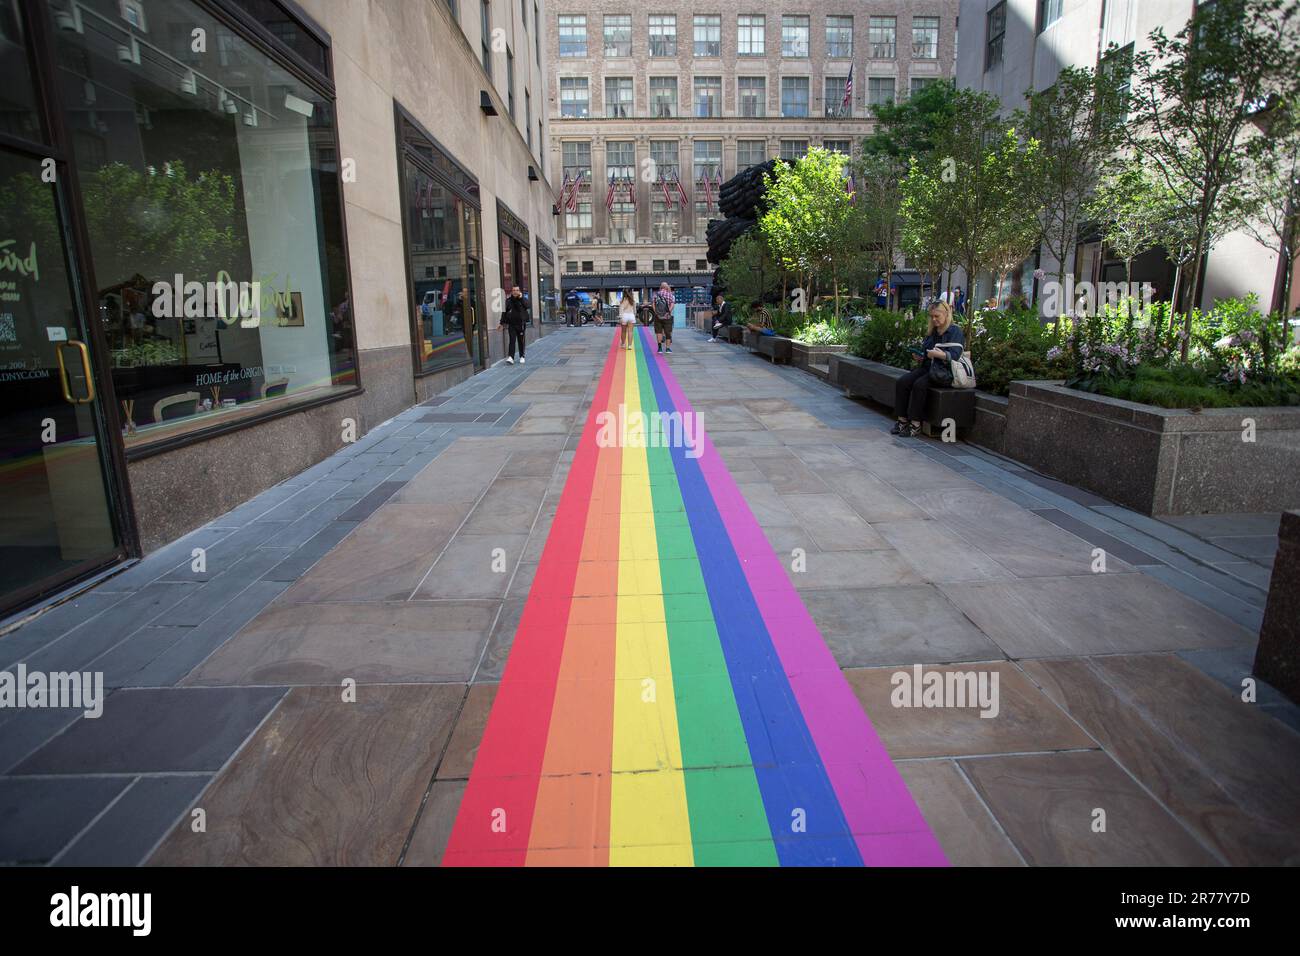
618,290,637,350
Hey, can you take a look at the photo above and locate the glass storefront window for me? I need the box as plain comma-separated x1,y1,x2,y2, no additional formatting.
50,0,355,448
0,0,42,141
405,160,478,374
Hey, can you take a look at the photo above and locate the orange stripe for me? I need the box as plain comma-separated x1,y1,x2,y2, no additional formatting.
525,343,625,865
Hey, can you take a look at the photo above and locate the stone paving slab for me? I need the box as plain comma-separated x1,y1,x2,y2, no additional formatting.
1,326,1297,866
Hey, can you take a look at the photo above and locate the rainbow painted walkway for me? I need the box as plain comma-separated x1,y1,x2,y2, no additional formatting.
443,328,946,866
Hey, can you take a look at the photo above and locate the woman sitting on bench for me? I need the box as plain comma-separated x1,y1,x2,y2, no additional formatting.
892,301,964,438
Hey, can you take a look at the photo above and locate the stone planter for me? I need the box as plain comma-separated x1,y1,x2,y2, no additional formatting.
791,342,848,382
723,325,745,344
1255,510,1299,705
743,329,793,364
1003,381,1300,515
969,392,1010,456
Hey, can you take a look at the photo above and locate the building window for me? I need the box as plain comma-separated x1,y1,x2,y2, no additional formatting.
604,14,631,56
779,139,808,160
737,139,767,169
869,16,896,59
694,15,721,56
649,76,678,117
1101,42,1134,123
667,259,680,271
694,76,722,117
534,2,540,63
912,16,939,60
1038,0,1063,33
562,140,592,181
910,77,938,97
566,260,578,272
652,259,665,271
582,261,594,272
738,76,766,117
868,75,895,108
782,15,809,57
652,198,678,242
824,139,851,156
738,14,765,56
693,139,721,183
608,260,621,271
56,0,357,447
558,14,587,57
480,1,492,76
649,14,676,57
525,89,532,147
695,259,708,270
559,77,589,117
826,15,853,58
403,159,481,374
986,2,1006,71
781,76,809,117
694,199,712,237
566,201,593,242
651,140,679,180
506,48,515,118
605,77,633,117
825,75,849,116
606,140,636,180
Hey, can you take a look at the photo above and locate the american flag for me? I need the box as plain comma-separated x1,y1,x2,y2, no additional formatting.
625,176,638,210
605,173,616,212
660,175,674,207
842,64,854,115
559,173,571,211
702,170,713,207
566,170,583,212
673,170,689,206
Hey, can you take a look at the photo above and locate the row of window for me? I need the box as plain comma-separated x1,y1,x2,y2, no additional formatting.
460,1,546,166
559,14,942,61
559,138,850,243
564,259,711,273
560,74,941,119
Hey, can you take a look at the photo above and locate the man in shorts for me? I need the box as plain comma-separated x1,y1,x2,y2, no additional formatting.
652,282,675,354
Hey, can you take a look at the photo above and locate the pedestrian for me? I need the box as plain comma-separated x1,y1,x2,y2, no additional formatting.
503,284,529,365
953,286,966,316
892,301,964,438
709,292,732,342
618,289,637,350
873,273,890,309
652,282,675,354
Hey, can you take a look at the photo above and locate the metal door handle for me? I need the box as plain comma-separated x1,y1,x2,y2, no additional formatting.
55,340,95,404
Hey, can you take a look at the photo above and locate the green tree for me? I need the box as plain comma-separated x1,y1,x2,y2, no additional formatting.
1240,94,1300,323
902,91,1041,317
1087,166,1169,288
1014,65,1126,293
853,152,907,304
1123,0,1300,356
718,232,783,306
759,147,856,316
861,80,960,163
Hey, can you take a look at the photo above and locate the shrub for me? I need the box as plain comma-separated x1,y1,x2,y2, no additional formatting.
792,316,856,346
849,309,928,368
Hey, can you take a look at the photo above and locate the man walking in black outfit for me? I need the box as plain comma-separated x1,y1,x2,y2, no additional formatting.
504,285,529,365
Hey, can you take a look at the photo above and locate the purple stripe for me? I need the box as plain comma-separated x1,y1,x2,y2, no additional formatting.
655,351,947,866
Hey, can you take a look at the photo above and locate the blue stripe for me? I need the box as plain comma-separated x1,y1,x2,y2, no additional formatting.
636,328,863,866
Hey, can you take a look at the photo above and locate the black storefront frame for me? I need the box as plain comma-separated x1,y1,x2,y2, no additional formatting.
394,101,485,380
7,0,364,614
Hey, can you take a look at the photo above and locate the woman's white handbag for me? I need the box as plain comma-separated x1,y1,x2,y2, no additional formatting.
938,343,977,389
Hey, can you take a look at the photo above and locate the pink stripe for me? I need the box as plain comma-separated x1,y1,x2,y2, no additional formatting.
655,353,947,866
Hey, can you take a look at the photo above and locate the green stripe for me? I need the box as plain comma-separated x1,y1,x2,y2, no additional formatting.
632,335,777,866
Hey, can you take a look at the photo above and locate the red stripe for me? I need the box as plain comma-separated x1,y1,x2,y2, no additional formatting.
442,333,623,866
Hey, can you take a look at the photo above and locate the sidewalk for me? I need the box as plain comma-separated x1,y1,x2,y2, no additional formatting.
1,326,1297,866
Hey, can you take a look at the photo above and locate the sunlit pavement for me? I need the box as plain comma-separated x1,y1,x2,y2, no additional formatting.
2,325,1297,866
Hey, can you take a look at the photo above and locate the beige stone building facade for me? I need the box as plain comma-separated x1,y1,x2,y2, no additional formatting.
545,2,960,283
0,0,559,619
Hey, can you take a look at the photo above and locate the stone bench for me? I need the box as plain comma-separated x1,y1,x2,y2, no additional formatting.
744,328,793,364
723,325,745,344
828,354,976,431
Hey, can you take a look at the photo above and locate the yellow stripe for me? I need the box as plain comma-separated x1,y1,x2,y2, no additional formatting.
608,336,694,866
